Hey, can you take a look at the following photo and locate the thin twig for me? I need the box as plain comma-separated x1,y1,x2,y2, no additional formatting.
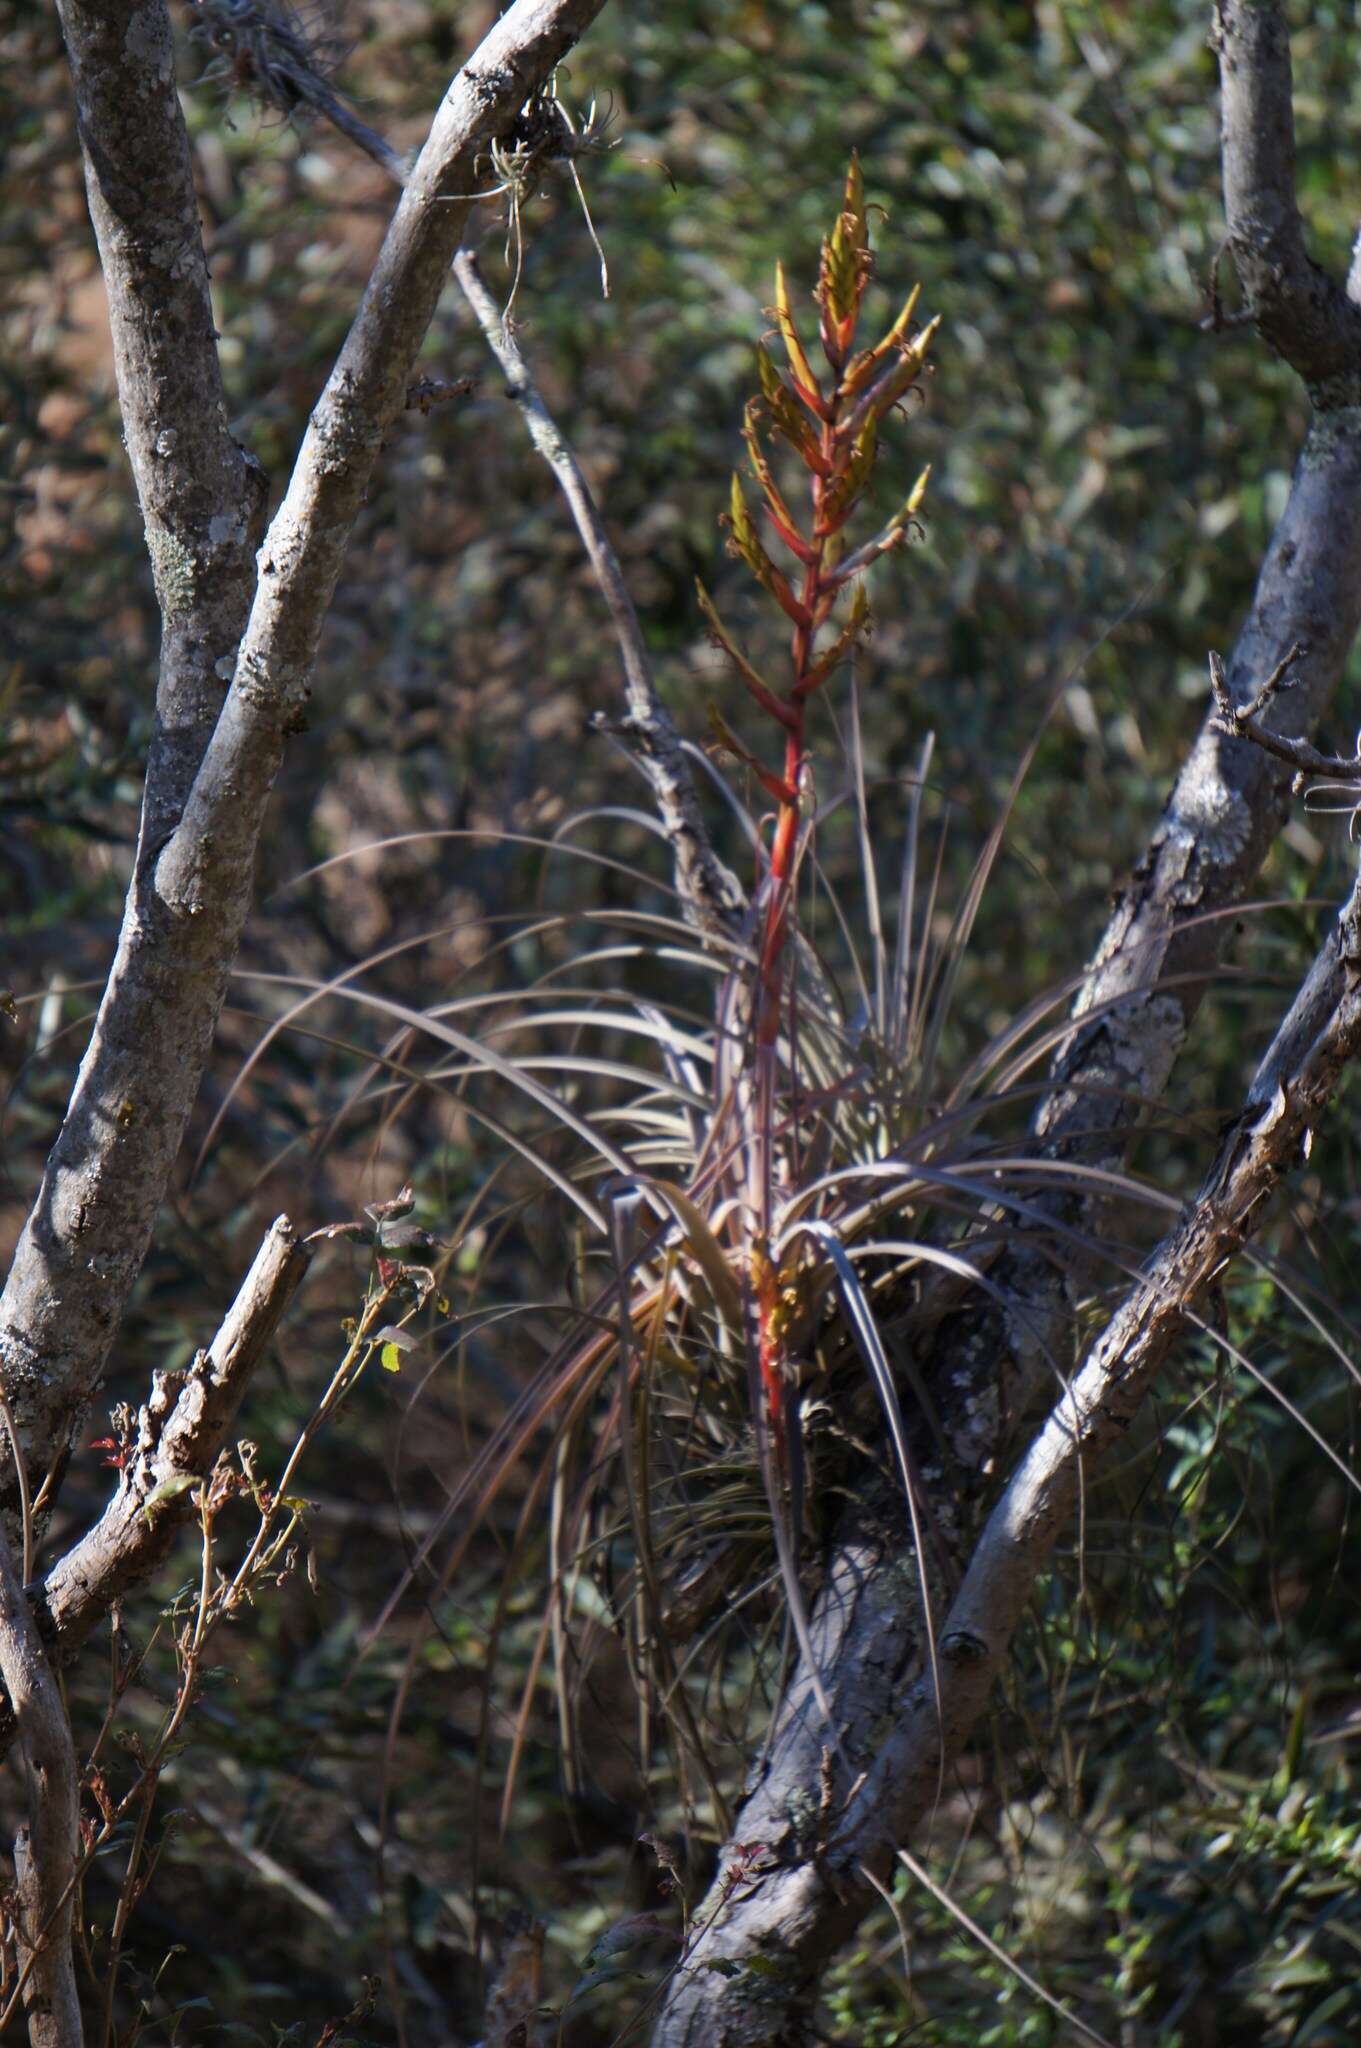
1209,644,1361,780
453,246,744,940
97,1484,221,2048
404,373,476,413
0,1278,397,2038
0,1387,34,1590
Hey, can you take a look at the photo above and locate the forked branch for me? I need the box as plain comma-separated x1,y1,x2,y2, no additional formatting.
261,56,744,943
0,1217,310,1780
1209,644,1361,784
1215,0,1361,398
657,869,1361,2043
844,865,1361,1864
40,1216,313,1657
2,0,612,1524
907,0,1361,1473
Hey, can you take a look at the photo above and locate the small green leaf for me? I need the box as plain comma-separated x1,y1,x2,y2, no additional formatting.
381,1342,403,1374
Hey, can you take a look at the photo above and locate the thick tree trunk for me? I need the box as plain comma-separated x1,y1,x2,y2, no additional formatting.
924,403,1361,1483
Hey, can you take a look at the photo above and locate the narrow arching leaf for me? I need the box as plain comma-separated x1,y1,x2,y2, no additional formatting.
781,1217,943,1731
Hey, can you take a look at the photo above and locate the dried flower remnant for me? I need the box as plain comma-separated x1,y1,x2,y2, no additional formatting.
187,0,407,182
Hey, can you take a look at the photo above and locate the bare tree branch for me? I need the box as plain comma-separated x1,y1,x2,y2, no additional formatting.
453,248,744,939
837,861,1361,1878
1208,644,1361,782
150,0,611,996
929,412,1361,1483
40,1215,312,1655
0,0,610,1515
0,1217,309,1787
0,0,273,1527
0,1529,81,2047
1215,0,1361,397
657,869,1361,2044
932,0,1361,1474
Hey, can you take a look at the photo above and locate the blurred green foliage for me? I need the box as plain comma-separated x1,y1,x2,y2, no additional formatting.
6,0,1361,2041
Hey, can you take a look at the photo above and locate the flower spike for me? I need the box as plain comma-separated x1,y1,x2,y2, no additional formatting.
698,162,942,1461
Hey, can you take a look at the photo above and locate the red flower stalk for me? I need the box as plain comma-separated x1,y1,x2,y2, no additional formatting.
698,157,939,1444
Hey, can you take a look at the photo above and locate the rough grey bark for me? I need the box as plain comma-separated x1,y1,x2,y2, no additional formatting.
0,0,610,1512
54,0,269,847
658,871,1361,2047
0,1529,82,2047
934,405,1361,1475
1216,0,1361,402
925,0,1361,1482
652,5,1361,2040
0,0,271,1523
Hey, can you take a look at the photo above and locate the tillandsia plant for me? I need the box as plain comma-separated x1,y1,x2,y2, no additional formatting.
183,147,1215,2037
201,137,1189,2022
347,167,973,1718
699,156,937,1456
